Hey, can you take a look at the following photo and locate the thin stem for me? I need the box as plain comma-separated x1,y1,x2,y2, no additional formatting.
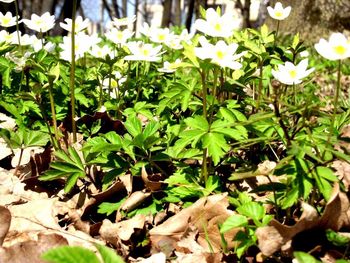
273,20,280,48
323,60,342,158
200,69,208,183
273,86,292,147
48,81,59,149
14,0,22,53
69,0,77,143
257,59,263,109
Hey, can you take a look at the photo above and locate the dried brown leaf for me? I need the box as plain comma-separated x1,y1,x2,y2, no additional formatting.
0,233,68,263
100,214,146,243
149,193,237,253
0,206,11,246
141,166,162,192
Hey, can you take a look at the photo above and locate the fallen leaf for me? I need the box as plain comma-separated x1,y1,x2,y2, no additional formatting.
149,193,238,253
100,214,146,243
0,233,68,263
0,206,11,246
256,183,350,256
141,166,162,192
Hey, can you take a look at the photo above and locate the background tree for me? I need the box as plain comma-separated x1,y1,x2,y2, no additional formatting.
266,0,350,42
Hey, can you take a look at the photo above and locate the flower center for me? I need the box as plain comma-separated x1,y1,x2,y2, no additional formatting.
334,45,346,55
214,23,222,31
275,11,283,18
142,48,150,57
216,50,225,60
158,34,165,41
2,17,11,25
289,69,297,79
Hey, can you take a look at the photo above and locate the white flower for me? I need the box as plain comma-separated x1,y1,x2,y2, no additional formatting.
271,59,314,85
0,12,17,28
5,51,31,72
178,29,194,44
12,146,44,167
300,50,309,58
0,30,19,44
109,15,136,30
102,71,126,99
89,45,115,59
158,59,182,73
105,28,134,45
22,12,55,33
164,35,183,50
139,22,152,37
59,16,90,33
195,37,245,70
314,33,350,60
194,8,240,38
59,32,92,62
0,0,15,3
267,2,291,20
0,12,17,27
124,41,163,62
149,27,173,44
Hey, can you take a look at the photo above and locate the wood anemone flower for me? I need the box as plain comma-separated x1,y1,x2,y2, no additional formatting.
271,59,314,85
315,32,350,60
267,2,292,21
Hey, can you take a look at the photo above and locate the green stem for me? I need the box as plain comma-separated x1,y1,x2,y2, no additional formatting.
69,0,77,143
273,20,280,48
257,59,263,109
200,69,208,183
14,0,21,53
48,81,59,148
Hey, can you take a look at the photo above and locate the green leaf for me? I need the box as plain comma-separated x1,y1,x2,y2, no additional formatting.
95,244,125,263
315,166,338,182
124,116,142,137
237,202,265,222
326,229,350,247
202,132,229,165
293,251,320,263
41,246,100,263
220,214,248,233
64,172,82,193
98,198,126,216
184,116,209,131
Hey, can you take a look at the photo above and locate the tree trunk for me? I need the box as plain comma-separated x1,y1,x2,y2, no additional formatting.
174,0,181,26
161,0,172,28
266,0,350,43
122,0,127,17
186,0,195,31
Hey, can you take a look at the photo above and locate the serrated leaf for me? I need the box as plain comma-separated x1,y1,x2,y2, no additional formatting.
220,214,248,233
202,132,229,165
68,147,84,170
95,244,125,263
124,116,142,137
41,246,100,263
184,115,209,131
293,251,320,263
143,121,159,138
64,172,82,193
237,202,265,222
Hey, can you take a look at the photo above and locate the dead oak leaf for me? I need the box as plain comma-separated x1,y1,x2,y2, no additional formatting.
256,183,350,256
149,193,238,254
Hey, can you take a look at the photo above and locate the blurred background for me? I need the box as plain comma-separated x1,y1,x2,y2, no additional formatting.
1,0,350,42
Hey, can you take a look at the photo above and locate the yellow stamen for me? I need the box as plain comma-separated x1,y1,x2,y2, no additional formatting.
289,70,297,78
275,11,283,18
334,45,346,55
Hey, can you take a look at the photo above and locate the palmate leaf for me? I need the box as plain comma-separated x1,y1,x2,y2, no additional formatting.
42,246,100,263
202,132,230,165
41,244,125,263
40,146,86,193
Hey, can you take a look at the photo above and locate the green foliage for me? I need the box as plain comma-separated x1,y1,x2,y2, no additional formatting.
42,244,125,263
